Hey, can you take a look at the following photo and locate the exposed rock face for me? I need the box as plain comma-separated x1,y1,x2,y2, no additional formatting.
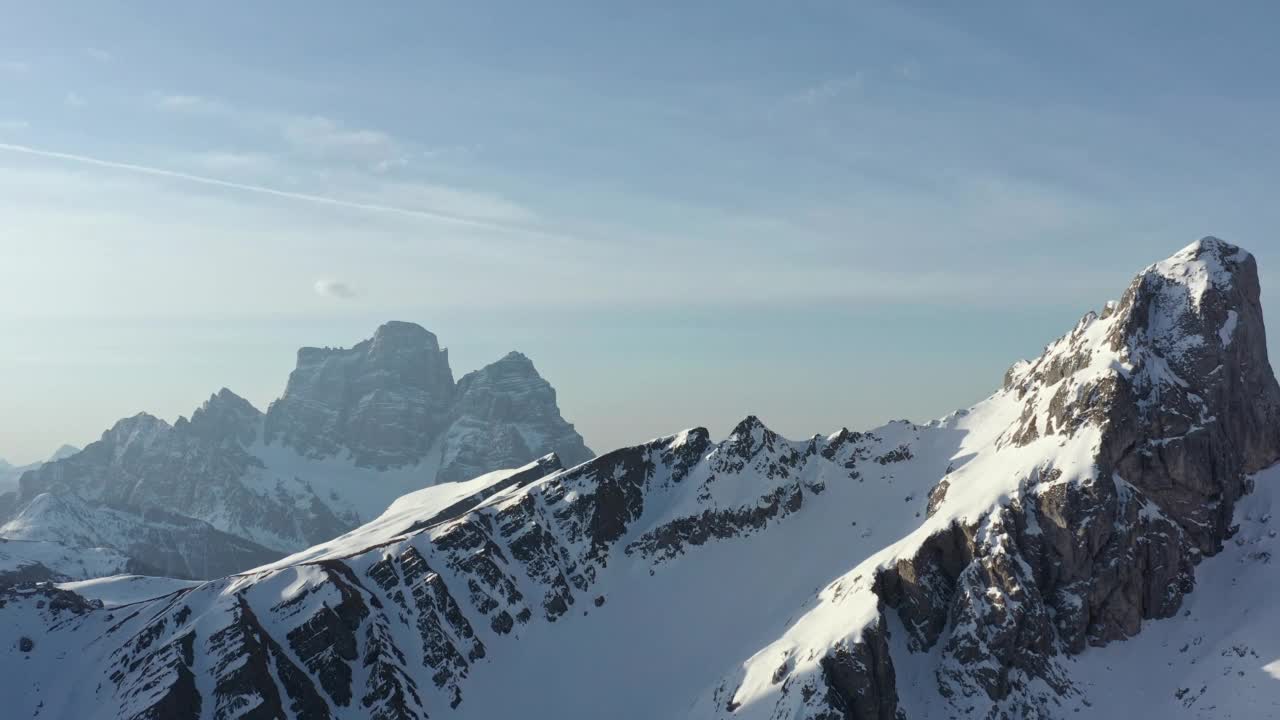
702,238,1280,719
438,351,594,484
265,321,457,469
2,323,593,580
818,622,900,720
11,401,330,578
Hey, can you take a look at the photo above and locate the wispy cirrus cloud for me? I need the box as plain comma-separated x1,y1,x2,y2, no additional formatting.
0,142,554,236
85,48,113,62
9,87,540,232
64,92,87,108
153,93,409,171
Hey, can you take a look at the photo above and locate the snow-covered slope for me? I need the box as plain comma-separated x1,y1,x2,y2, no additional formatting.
1,322,593,580
1,238,1277,720
0,413,958,719
54,575,203,608
0,538,129,585
0,492,279,579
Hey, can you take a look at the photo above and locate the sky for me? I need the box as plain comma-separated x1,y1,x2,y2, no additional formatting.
1,1,1279,464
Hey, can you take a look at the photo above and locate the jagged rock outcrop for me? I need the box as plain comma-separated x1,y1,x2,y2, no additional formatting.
702,238,1280,719
2,322,593,580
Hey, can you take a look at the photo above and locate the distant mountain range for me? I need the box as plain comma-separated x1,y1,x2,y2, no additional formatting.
0,444,79,496
0,322,592,581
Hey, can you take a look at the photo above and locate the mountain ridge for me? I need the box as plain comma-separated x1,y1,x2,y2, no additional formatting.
2,238,1278,719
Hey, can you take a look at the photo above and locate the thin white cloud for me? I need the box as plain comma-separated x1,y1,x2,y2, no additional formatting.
283,115,392,152
0,120,29,132
86,48,113,62
154,94,223,112
64,92,87,108
370,181,537,223
373,156,409,173
0,141,563,238
282,115,407,169
313,279,358,299
183,150,278,173
0,60,29,74
154,94,408,171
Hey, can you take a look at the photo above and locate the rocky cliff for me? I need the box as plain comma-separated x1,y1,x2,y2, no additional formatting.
438,351,595,484
264,321,458,469
699,237,1280,719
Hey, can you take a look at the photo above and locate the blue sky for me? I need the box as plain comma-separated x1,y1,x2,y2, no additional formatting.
1,1,1279,463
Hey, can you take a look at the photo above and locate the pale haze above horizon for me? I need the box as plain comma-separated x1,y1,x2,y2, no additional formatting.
2,1,1280,464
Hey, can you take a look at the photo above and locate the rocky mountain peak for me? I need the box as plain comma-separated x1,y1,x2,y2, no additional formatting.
459,350,541,387
440,349,594,482
101,412,172,449
1149,235,1249,300
1002,237,1275,453
182,388,263,445
367,320,444,356
723,415,779,459
1107,236,1256,351
47,445,80,462
265,321,456,467
496,349,533,364
730,414,767,435
264,322,593,474
208,386,255,407
693,239,1280,719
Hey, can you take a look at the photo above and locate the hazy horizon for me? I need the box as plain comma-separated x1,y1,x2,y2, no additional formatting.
4,2,1280,463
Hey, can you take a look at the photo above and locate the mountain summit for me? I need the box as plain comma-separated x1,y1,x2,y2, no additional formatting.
0,323,593,582
3,241,1279,719
696,236,1280,719
265,322,458,468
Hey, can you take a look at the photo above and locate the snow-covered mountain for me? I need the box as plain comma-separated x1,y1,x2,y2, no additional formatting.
0,445,79,502
1,492,279,581
3,238,1278,719
0,323,593,582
